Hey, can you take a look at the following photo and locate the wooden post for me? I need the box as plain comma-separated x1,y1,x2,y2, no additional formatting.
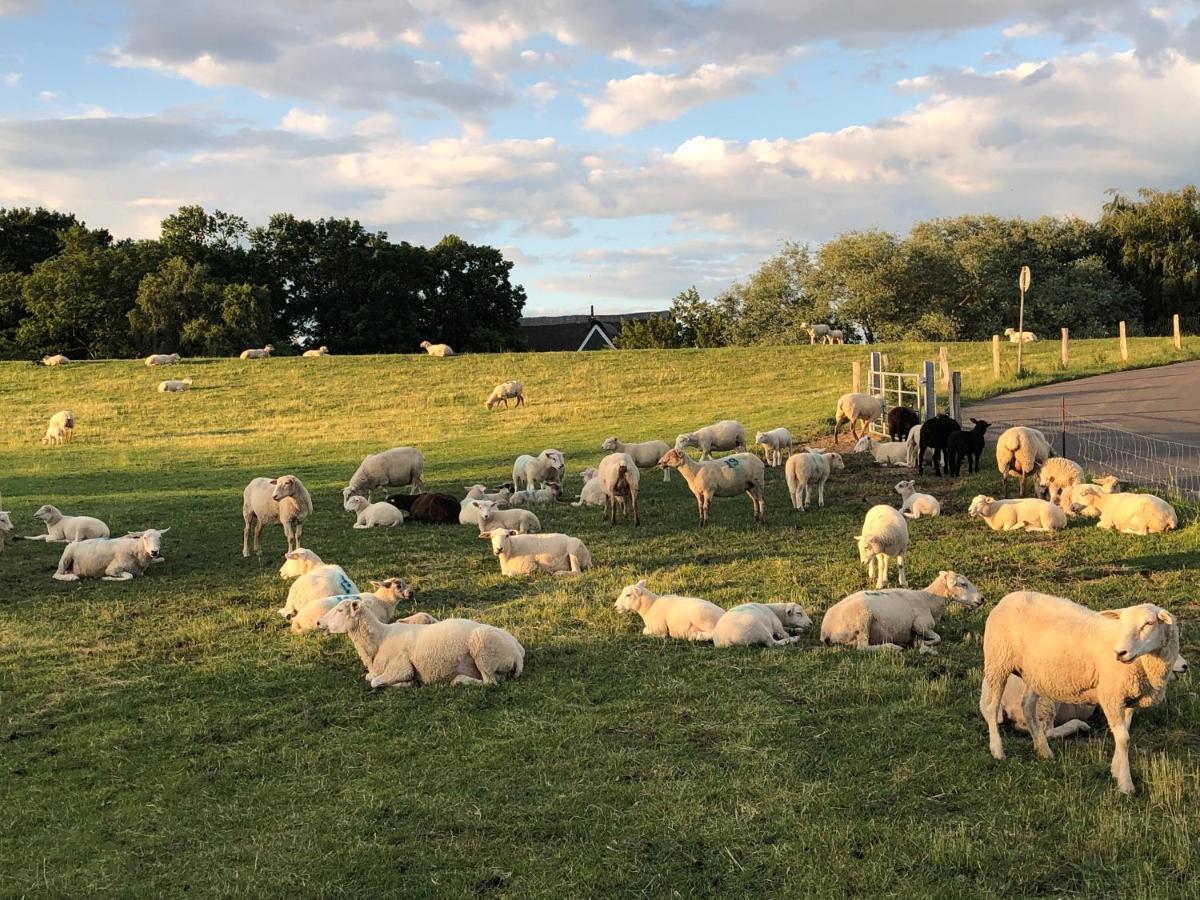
922,360,936,420
1060,328,1069,368
1119,321,1128,361
1174,314,1182,350
869,351,881,396
881,353,891,372
852,360,861,393
938,346,950,388
992,335,1001,379
949,371,961,422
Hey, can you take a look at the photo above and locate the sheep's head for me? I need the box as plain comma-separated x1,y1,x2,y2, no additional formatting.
579,467,598,482
541,450,566,481
341,486,364,508
264,344,274,352
775,602,812,632
473,500,498,528
674,433,697,452
1171,653,1189,680
0,511,12,532
1070,485,1102,514
279,548,322,578
894,480,915,497
317,597,362,634
1003,328,1014,336
1103,604,1177,664
657,449,686,469
968,417,991,435
967,495,994,517
481,528,515,556
419,340,431,349
600,437,618,452
126,527,169,560
614,580,654,614
272,475,301,502
370,578,414,602
754,431,768,445
344,495,368,512
62,411,74,428
33,504,58,522
853,435,871,453
1095,475,1120,493
463,484,488,499
937,571,984,609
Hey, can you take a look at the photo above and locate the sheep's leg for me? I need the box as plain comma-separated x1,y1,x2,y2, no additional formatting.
817,479,826,508
1100,700,1135,794
1023,690,1053,759
1046,719,1091,739
102,571,134,582
281,520,295,552
292,521,303,551
253,520,265,555
242,515,252,558
980,672,1009,760
631,494,640,527
451,674,487,686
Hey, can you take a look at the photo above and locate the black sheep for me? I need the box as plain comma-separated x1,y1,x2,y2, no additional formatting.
918,414,961,476
946,418,991,476
385,491,459,524
886,406,919,442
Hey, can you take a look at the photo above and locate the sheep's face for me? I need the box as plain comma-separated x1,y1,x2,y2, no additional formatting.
342,486,362,508
273,476,299,502
541,450,565,479
824,452,845,472
474,500,498,528
778,603,812,631
33,504,57,522
420,341,431,349
483,528,515,556
1070,486,1101,515
463,484,487,499
127,528,168,560
939,571,983,609
264,344,274,352
579,467,598,482
968,417,991,434
657,449,685,469
279,548,321,578
317,598,361,635
1096,475,1120,493
600,438,618,452
0,511,12,531
1172,654,1190,680
614,580,652,614
855,535,882,564
1104,604,1176,663
371,578,414,601
345,495,368,512
967,496,993,517
674,434,697,452
894,480,915,497
853,436,871,453
754,432,768,445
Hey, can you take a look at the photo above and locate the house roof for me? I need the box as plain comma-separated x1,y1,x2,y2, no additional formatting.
519,310,668,352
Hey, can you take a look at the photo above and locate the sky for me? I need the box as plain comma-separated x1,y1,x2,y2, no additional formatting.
1,2,1199,316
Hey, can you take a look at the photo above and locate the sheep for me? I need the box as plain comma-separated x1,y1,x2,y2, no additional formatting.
0,501,13,553
571,468,606,508
1038,457,1084,510
784,448,844,511
144,353,181,366
157,378,193,393
52,528,168,581
709,603,812,648
242,474,312,556
505,483,563,506
472,500,540,534
674,420,747,460
1071,486,1178,535
754,427,793,467
290,577,414,634
512,449,565,490
832,393,882,444
302,346,330,357
917,414,961,476
463,484,511,505
42,354,70,366
821,571,982,652
995,426,1053,498
855,504,909,588
385,492,460,524
318,598,523,688
485,380,524,409
42,424,66,445
1068,475,1120,517
343,447,426,504
419,341,454,357
459,487,512,526
482,528,591,576
277,549,358,619
799,322,830,344
658,448,765,526
345,495,405,528
980,591,1180,794
1003,328,1038,343
853,434,911,467
239,344,274,359
597,451,640,526
967,495,1066,532
601,436,672,482
825,329,846,345
612,580,724,640
946,418,990,476
894,480,941,519
26,504,110,542
887,406,919,442
47,410,74,442
904,423,930,468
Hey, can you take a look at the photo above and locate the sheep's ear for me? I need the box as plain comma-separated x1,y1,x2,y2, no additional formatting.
370,580,382,589
268,479,277,485
853,533,864,541
479,531,491,538
635,579,647,588
350,599,361,612
1158,609,1177,626
939,570,948,578
1099,609,1121,619
158,527,170,534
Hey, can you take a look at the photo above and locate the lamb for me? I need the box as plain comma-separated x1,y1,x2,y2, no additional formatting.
0,500,13,553
980,591,1180,793
799,322,830,344
596,452,641,526
512,449,565,490
290,577,413,634
485,380,524,409
995,426,1053,497
419,340,454,357
784,448,844,511
894,480,941,519
345,495,405,528
145,353,181,366
855,504,909,588
318,598,523,688
853,434,911,467
343,447,426,504
157,378,193,393
820,571,982,652
887,406,919,442
833,393,882,444
482,528,591,576
917,414,961,476
242,474,312,556
1068,475,1120,517
709,603,812,648
385,492,460,524
967,495,1066,532
302,346,330,357
825,329,846,345
239,344,274,359
905,423,930,468
1038,457,1084,510
754,428,793,467
505,483,563,506
571,468,606,508
277,549,358,619
601,436,672,481
27,504,109,542
42,424,66,445
658,448,765,526
946,418,990,476
458,487,512,526
1003,328,1038,343
42,354,70,366
47,409,74,442
53,528,168,581
472,500,540,534
1071,486,1178,535
463,484,511,505
674,420,747,460
612,580,724,641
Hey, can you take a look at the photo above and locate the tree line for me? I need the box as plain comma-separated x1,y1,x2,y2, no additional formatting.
0,205,528,359
622,186,1200,347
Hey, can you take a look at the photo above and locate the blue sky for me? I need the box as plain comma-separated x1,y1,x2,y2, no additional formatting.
1,1,1198,315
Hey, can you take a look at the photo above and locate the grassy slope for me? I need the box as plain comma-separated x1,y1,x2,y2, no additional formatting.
1,338,1198,898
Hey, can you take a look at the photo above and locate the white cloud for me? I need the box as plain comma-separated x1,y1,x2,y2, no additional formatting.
38,89,57,101
529,80,557,103
281,107,331,134
3,71,22,86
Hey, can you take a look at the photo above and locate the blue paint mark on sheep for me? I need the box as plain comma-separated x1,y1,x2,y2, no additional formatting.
337,573,354,593
724,458,740,469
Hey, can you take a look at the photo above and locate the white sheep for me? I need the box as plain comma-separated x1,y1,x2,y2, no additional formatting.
505,483,562,506
799,322,830,344
853,434,911,466
571,469,606,508
27,504,109,542
754,427,793,467
597,452,640,526
343,447,426,504
485,380,524,409
1037,457,1084,510
904,423,930,468
239,344,274,359
894,480,941,519
42,424,66,445
709,603,812,648
855,504,909,588
967,495,1066,532
242,474,312,556
458,486,511,526
345,495,405,528
833,393,882,444
290,577,413,634
157,378,193,393
277,549,359,619
1071,486,1178,535
674,420,747,460
47,410,74,443
784,449,844,511
318,598,523,688
825,329,845,345
472,500,540,534
995,426,1052,497
600,437,672,482
0,503,13,553
145,353,181,366
42,354,70,366
302,346,330,357
419,341,454,357
658,448,765,526
512,449,565,490
52,528,168,581
483,528,591,576
821,571,982,652
613,580,724,641
1003,328,1039,343
980,591,1180,794
1068,475,1120,517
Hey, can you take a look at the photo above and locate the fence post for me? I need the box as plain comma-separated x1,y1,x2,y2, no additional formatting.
1119,321,1128,361
992,334,1001,379
923,360,936,420
939,346,950,388
852,361,861,393
1174,314,1182,351
949,371,961,422
870,351,881,396
881,352,891,372
1060,328,1069,368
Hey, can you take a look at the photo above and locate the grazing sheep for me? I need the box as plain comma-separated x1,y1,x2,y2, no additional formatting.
946,418,990,476
512,449,566,490
674,420,747,461
47,410,74,443
613,580,724,640
601,436,672,482
980,591,1180,794
894,480,941,519
853,434,911,467
571,469,606,508
784,448,844,511
505,483,563,506
968,495,1066,532
887,406,919,442
1003,328,1038,343
483,528,591,576
419,341,454,357
755,427,793,467
709,603,812,648
833,393,882,444
145,353,181,366
42,424,66,445
799,322,830,344
485,380,524,409
302,346,330,357
157,378,193,393
242,474,312,556
290,577,413,634
472,500,540,534
26,504,109,542
825,329,846,345
319,598,523,688
917,414,961,476
597,452,640,526
53,528,168,581
821,571,982,652
42,354,70,366
1071,486,1178,535
277,549,358,619
343,447,426,504
658,448,765,526
1068,476,1120,517
239,344,274,359
995,426,1053,498
855,505,909,588
1038,457,1084,510
345,495,405,528
385,492,460,524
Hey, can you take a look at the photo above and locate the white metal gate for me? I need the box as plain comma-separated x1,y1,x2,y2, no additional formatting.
867,352,936,436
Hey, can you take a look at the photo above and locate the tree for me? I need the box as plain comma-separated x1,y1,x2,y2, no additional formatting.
0,207,97,274
160,205,253,283
670,286,728,347
619,314,681,349
428,235,526,351
722,242,825,345
808,230,908,341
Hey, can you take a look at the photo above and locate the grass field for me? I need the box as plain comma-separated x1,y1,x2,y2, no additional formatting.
2,337,1199,898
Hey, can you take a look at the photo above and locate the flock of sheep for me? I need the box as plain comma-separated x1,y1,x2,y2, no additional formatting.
15,350,1189,795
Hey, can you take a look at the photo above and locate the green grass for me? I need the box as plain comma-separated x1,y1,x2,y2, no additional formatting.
2,337,1199,898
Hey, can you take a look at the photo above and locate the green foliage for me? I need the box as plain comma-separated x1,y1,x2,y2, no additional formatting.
619,313,682,348
670,285,729,347
722,242,827,345
0,206,97,275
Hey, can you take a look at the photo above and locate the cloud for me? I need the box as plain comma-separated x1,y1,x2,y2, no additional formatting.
281,107,331,135
3,72,21,86
528,80,557,103
0,0,39,16
38,90,57,101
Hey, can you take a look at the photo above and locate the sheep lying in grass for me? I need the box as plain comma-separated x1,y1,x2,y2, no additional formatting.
894,480,940,519
302,346,329,357
319,598,523,688
980,591,1180,794
853,434,911,467
755,428,792,467
290,578,414,634
505,483,563,506
145,353,181,366
343,447,426,504
784,448,843,511
53,528,168,581
157,378,193,393
571,468,605,507
459,487,512,526
27,504,109,542
821,571,982,652
708,603,812,648
0,501,13,553
1004,328,1038,343
856,505,909,588
345,495,405,528
239,344,274,359
1038,457,1084,510
473,500,540,535
278,549,358,619
1071,486,1178,534
597,452,640,526
674,420,747,460
419,341,454,357
47,410,74,443
613,580,724,641
968,495,1066,532
995,426,1052,498
42,354,70,366
385,492,460,524
42,424,66,445
483,528,591,576
243,474,312,556
658,448,765,526
600,437,672,482
1068,475,1120,517
485,380,524,409
833,393,882,443
512,449,566,490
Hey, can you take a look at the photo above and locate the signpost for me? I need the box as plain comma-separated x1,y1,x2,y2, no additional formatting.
1017,266,1031,376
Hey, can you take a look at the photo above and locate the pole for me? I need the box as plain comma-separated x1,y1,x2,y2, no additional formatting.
1017,266,1031,377
949,371,961,422
1174,314,1182,351
992,334,1001,379
852,361,861,393
1119,321,1128,361
938,346,950,388
1060,327,1069,368
923,360,936,420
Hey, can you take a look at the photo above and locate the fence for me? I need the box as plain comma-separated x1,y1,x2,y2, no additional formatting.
866,352,938,437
